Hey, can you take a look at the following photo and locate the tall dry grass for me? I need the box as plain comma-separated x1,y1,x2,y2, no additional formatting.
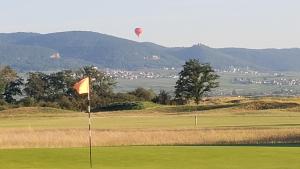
0,128,299,149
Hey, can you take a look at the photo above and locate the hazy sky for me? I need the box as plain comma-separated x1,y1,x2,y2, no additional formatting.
0,0,299,48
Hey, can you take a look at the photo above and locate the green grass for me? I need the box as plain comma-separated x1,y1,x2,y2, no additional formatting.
1,146,300,169
1,113,300,129
1,98,300,168
1,105,300,129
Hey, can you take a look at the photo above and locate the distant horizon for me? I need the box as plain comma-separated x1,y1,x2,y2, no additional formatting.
1,30,299,50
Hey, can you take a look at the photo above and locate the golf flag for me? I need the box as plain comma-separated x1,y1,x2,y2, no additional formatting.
74,77,93,167
74,77,89,94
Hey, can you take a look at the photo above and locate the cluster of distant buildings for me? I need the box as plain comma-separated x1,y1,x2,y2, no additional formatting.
105,66,262,80
104,69,178,80
232,77,300,86
102,65,300,97
215,66,260,75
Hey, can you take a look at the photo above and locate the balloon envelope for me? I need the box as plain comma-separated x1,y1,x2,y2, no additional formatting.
135,28,143,37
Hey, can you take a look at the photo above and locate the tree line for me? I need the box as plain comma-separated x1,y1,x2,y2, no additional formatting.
0,59,219,111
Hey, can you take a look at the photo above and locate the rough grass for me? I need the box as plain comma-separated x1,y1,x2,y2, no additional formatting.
0,107,80,118
1,146,300,169
241,101,299,110
1,128,299,148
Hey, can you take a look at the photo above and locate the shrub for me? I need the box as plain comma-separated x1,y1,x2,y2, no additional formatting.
172,98,188,105
242,101,299,110
0,106,5,111
38,101,60,109
18,97,36,107
0,99,7,106
57,96,75,110
153,90,172,105
128,87,156,101
113,93,138,102
93,102,144,111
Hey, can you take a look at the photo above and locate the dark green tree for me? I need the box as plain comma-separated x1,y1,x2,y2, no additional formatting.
175,59,219,104
23,66,117,110
3,78,23,103
47,70,77,101
76,66,116,97
24,72,48,101
0,66,18,99
0,77,4,99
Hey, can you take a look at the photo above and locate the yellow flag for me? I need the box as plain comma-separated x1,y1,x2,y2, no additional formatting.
73,77,89,94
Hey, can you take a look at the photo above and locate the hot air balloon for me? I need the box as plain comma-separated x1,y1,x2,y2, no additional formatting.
134,27,143,37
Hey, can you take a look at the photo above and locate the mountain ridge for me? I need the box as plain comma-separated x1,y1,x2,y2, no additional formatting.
0,31,299,71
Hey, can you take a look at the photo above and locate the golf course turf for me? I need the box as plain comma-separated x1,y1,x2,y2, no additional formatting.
1,146,300,169
1,98,300,168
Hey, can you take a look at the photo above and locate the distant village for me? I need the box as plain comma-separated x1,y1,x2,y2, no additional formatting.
103,65,300,97
104,65,289,81
104,67,179,80
232,77,300,86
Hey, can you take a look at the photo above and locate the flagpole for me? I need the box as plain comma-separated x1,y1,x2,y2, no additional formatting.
88,77,92,168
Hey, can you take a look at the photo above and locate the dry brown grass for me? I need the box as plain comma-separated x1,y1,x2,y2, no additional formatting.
241,101,299,110
1,128,299,149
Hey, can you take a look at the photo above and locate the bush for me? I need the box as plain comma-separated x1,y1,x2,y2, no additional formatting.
38,101,60,109
18,97,36,107
242,101,299,110
0,106,5,111
128,87,156,101
0,99,7,106
113,93,138,102
57,96,75,110
172,98,188,105
93,102,144,111
153,90,172,105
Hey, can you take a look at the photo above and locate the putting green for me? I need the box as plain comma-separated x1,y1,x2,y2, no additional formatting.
1,146,299,169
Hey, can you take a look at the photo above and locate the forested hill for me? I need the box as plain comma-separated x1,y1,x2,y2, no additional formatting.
0,31,300,71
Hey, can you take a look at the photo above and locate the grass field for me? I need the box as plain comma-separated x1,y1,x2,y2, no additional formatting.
1,99,300,130
0,97,299,168
0,97,300,148
1,146,300,169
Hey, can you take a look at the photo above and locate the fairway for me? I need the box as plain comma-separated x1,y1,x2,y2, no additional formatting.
0,146,299,169
1,98,300,148
1,105,300,129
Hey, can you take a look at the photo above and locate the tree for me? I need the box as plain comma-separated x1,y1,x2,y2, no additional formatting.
76,66,116,97
0,66,18,99
24,72,48,101
0,66,18,82
0,66,22,102
0,77,4,99
46,70,77,101
175,59,219,104
3,78,23,103
74,66,117,108
24,71,76,102
23,66,117,110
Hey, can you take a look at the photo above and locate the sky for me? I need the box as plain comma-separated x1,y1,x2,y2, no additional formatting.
0,0,299,48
